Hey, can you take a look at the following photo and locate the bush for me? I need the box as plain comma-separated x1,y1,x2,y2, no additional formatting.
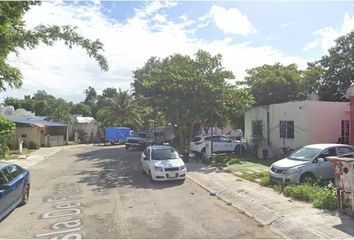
283,184,337,210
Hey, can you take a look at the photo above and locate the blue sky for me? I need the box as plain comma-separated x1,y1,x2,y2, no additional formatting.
2,1,354,102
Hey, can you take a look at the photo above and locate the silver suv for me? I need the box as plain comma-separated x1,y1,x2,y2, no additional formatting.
269,143,354,184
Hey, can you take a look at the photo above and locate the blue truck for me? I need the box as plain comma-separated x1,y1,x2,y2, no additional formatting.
105,127,131,144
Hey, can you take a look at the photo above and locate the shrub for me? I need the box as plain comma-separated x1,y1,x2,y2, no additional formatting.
283,184,337,210
28,141,39,149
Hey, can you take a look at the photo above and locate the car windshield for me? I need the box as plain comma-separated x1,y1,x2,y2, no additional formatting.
288,147,322,161
151,149,179,160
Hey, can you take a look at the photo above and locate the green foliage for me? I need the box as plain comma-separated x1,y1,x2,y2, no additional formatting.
96,88,143,129
0,1,108,92
71,102,92,117
283,184,337,210
243,63,307,106
27,141,39,150
132,50,254,147
0,117,15,157
316,31,354,101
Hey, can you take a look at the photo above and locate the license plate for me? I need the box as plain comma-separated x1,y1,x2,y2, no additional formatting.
167,173,178,178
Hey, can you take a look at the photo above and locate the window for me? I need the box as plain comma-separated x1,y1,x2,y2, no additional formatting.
337,147,354,156
0,171,9,186
320,147,336,158
251,121,263,137
219,137,232,143
2,168,13,182
341,120,350,144
5,165,23,179
280,121,294,139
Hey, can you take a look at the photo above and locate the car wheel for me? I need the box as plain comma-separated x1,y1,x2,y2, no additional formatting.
20,184,30,206
234,145,245,156
300,173,316,184
200,148,207,160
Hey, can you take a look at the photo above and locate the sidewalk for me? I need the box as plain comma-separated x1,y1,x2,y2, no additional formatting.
6,144,84,169
186,161,354,239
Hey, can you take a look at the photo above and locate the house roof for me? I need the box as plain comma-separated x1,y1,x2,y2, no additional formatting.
75,117,97,124
5,116,67,127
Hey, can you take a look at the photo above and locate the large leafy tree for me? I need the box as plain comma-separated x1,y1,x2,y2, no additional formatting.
316,31,354,101
243,63,309,106
0,117,15,157
70,102,92,117
0,1,108,91
132,50,254,146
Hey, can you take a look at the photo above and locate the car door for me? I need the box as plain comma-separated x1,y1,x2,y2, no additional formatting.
315,147,337,179
4,165,25,203
211,136,223,153
219,136,233,152
0,170,12,218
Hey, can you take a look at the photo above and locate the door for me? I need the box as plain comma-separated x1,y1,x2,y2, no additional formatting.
211,136,223,153
4,165,25,204
0,170,12,217
219,136,233,152
315,147,336,179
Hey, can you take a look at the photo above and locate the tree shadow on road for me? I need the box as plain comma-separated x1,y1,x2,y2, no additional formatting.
75,146,183,192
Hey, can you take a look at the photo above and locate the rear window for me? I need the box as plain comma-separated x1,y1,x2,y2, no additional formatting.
192,137,202,142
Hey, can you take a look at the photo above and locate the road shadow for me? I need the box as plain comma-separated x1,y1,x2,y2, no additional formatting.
332,212,354,237
75,146,183,192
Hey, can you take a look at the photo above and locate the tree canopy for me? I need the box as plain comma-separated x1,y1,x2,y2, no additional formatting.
132,49,254,145
0,1,108,91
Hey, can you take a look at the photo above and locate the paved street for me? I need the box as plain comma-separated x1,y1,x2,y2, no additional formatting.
0,145,280,239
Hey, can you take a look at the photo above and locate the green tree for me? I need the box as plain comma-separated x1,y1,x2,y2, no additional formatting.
96,89,142,128
0,117,15,158
316,31,354,101
0,1,108,91
243,63,305,106
132,50,254,146
46,98,72,123
71,102,92,117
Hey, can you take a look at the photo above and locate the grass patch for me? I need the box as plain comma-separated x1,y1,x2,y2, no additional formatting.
283,184,337,210
1,149,33,160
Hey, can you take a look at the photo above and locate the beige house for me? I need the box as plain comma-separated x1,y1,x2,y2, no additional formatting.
245,100,350,155
1,107,68,148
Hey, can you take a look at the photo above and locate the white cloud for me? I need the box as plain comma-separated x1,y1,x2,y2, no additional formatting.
209,5,257,36
305,12,354,52
303,40,319,51
1,2,307,103
281,21,298,28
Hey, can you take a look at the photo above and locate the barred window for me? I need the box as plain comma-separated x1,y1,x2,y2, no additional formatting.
252,121,263,137
280,121,294,139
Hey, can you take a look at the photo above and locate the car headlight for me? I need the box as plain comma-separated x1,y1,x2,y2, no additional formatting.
154,166,163,172
285,167,300,174
180,165,186,170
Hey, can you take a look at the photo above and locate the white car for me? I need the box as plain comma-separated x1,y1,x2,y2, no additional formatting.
190,135,248,157
141,146,187,182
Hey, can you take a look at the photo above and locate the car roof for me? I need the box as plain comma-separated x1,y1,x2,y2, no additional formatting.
305,143,353,149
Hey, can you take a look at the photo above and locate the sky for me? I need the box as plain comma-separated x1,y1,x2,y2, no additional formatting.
2,0,354,103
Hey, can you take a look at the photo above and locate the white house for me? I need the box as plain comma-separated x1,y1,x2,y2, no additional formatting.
69,116,98,143
245,101,350,155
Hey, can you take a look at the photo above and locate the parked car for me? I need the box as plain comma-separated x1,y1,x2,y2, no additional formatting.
190,135,248,157
269,143,354,184
0,163,30,221
141,146,186,182
225,129,243,140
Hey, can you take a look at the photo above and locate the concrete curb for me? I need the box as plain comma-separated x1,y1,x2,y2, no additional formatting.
187,174,293,239
186,171,342,239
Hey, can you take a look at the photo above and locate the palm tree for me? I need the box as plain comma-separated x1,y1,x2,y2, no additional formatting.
96,89,143,128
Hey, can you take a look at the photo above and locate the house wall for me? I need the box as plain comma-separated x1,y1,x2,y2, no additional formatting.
308,101,350,144
244,105,269,145
15,126,44,148
70,122,98,143
268,101,309,153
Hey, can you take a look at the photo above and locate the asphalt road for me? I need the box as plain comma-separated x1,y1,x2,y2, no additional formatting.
0,145,280,239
